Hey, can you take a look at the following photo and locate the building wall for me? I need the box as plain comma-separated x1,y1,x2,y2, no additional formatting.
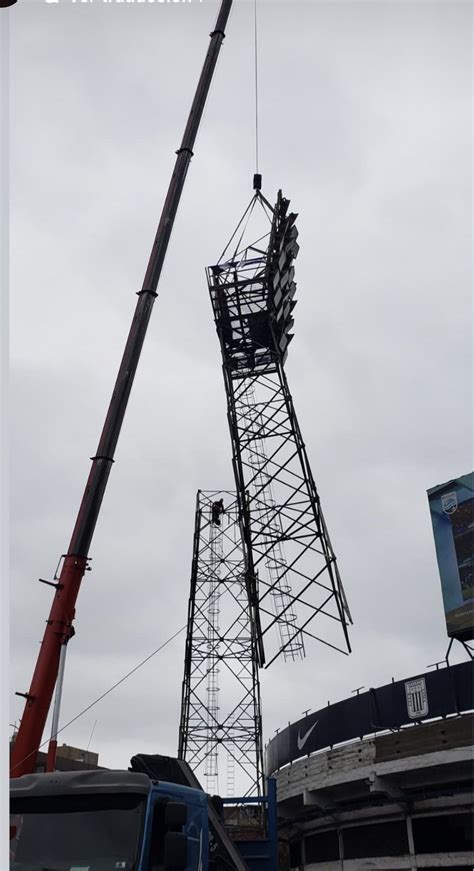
10,737,101,773
276,714,473,870
289,813,473,870
55,743,99,767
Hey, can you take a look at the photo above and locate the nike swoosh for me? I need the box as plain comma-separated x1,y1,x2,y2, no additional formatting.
297,720,319,751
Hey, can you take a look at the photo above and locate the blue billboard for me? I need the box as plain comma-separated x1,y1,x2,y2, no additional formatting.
428,472,473,641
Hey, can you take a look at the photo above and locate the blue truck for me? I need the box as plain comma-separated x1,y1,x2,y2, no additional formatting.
10,754,278,871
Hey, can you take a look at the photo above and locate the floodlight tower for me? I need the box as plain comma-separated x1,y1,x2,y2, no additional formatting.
206,186,352,668
179,186,352,795
178,491,264,797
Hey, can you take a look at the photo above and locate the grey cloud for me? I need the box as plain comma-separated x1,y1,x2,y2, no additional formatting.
10,0,472,777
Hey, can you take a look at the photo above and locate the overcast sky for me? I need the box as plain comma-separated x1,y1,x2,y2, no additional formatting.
8,0,472,785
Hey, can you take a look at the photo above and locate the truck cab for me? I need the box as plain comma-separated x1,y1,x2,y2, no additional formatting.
10,770,209,871
10,760,277,871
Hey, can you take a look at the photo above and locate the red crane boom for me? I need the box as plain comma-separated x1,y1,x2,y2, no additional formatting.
11,0,233,778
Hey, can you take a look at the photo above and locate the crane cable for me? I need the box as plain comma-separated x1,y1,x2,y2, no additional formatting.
254,0,259,175
10,623,186,774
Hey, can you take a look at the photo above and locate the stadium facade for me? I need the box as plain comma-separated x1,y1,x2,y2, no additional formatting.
266,662,473,870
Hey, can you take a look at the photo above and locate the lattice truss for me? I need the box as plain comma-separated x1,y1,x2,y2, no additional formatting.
206,191,353,667
178,491,264,798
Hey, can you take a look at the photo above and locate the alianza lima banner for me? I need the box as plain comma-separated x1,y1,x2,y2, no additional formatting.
428,472,473,641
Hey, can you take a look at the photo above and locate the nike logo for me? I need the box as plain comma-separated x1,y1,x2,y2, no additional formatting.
297,719,319,751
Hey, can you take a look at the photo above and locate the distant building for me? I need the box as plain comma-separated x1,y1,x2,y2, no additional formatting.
10,735,102,773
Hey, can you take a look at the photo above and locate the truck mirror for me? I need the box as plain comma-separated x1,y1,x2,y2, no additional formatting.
165,801,188,829
164,831,188,870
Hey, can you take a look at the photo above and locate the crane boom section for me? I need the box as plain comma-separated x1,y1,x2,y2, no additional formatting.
11,0,233,778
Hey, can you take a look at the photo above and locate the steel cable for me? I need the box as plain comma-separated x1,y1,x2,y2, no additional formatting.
254,0,259,173
10,624,186,774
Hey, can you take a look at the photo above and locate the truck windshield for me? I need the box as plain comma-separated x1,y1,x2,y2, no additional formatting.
10,792,145,871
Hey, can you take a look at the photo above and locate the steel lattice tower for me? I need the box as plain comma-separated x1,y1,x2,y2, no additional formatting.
178,187,352,796
178,491,264,797
206,189,352,668
240,382,305,661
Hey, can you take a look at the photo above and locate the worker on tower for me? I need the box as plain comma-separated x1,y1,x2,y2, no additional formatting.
211,498,225,526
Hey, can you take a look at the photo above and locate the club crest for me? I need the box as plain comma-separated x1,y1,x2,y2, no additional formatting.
405,677,429,719
441,491,458,515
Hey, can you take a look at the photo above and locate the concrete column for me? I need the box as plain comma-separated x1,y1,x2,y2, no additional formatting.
406,814,418,870
338,828,344,871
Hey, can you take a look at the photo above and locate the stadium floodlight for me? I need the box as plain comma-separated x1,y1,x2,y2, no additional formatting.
267,201,299,364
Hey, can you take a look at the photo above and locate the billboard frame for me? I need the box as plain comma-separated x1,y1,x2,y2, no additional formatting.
427,472,473,642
